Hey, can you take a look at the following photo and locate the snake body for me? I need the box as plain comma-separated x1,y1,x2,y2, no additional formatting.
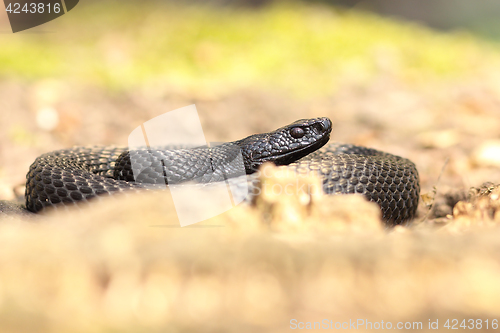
25,117,419,224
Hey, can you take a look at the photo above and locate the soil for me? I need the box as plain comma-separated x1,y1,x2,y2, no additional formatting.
2,76,500,331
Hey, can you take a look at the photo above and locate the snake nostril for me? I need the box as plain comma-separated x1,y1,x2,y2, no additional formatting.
313,119,330,133
320,118,331,131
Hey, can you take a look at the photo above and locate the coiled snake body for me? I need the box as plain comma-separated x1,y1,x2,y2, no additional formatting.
25,117,419,224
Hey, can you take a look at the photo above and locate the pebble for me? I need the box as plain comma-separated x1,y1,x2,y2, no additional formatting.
416,129,460,149
36,107,60,131
472,140,500,167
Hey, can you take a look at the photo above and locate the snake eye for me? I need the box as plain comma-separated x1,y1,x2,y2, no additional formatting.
290,127,305,139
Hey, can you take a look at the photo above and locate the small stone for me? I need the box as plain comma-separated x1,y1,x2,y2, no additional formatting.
472,140,500,167
36,107,59,131
416,129,460,149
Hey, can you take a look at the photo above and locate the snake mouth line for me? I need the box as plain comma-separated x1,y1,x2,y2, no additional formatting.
261,133,331,166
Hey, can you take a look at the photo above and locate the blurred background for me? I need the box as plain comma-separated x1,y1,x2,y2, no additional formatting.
2,1,500,332
2,0,500,199
189,0,500,40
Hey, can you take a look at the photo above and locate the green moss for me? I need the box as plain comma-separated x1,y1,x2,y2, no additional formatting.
0,1,498,95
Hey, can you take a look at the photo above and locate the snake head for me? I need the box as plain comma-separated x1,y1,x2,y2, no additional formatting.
237,117,332,173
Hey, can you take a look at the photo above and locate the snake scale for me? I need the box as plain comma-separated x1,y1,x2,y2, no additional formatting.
25,117,420,224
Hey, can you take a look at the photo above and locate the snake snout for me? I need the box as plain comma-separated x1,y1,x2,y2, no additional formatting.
311,117,332,136
318,117,332,131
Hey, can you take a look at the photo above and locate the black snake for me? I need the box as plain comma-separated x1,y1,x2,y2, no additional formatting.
25,117,420,224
